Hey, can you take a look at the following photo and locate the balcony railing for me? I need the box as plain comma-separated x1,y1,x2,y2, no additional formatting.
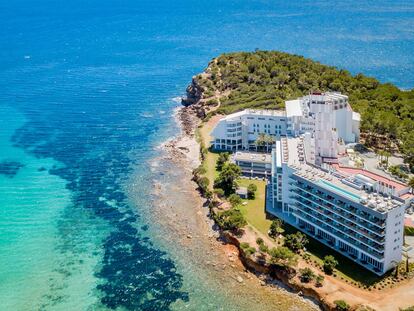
294,198,385,250
291,182,386,231
291,193,385,243
293,206,385,259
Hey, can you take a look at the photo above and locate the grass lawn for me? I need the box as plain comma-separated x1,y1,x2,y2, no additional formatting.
203,151,219,190
237,179,272,236
198,121,220,189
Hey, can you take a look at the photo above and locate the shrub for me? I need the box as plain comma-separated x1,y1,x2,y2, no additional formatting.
256,237,264,245
240,242,256,256
214,188,225,198
284,232,308,252
259,243,269,253
193,165,206,176
197,176,210,192
247,183,257,199
240,242,250,250
228,194,242,207
323,255,338,275
268,218,284,238
315,274,324,287
245,246,256,256
299,267,315,283
334,300,350,311
268,246,297,267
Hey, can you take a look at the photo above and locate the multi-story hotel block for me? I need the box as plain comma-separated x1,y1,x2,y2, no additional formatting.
211,92,414,275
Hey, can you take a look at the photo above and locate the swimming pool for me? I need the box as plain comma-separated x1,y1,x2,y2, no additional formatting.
318,180,361,202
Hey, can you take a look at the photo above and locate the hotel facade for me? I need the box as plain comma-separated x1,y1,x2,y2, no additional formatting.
211,92,413,275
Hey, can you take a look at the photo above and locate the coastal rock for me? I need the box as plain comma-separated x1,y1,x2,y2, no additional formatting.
181,77,203,107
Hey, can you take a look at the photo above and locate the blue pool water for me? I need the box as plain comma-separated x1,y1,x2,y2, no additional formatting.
0,0,413,310
319,180,361,202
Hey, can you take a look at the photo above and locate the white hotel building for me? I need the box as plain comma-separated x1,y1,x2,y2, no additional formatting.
211,92,413,275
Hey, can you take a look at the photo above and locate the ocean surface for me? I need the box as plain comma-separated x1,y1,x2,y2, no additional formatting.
0,0,413,310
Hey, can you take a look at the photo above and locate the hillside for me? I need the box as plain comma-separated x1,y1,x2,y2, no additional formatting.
183,51,414,170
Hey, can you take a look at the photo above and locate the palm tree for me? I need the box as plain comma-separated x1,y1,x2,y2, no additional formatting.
383,151,391,168
378,150,385,167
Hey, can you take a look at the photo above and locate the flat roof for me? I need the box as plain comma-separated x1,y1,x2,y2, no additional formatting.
223,109,285,121
233,151,272,164
331,164,408,193
285,100,303,117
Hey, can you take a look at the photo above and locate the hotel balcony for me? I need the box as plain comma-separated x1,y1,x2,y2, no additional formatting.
292,194,386,247
293,208,384,259
291,181,386,231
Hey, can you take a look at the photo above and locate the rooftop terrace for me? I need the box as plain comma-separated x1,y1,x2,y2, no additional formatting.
223,109,285,120
233,151,272,164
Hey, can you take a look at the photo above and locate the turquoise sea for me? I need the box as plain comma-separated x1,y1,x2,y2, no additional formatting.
0,1,413,310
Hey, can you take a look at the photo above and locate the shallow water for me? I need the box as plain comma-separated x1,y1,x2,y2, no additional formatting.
0,0,413,310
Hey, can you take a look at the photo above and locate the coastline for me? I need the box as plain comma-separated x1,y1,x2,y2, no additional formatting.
152,103,320,310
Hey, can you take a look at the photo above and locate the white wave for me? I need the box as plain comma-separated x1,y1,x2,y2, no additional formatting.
171,96,182,103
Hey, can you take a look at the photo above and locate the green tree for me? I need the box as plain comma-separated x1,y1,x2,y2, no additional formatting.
383,150,391,168
216,208,247,232
268,247,297,267
214,188,225,198
247,183,257,199
323,255,338,275
228,193,242,207
216,152,230,171
268,219,284,238
214,163,241,195
334,300,350,311
284,232,308,253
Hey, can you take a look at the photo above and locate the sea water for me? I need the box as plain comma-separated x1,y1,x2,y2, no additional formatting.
0,0,413,310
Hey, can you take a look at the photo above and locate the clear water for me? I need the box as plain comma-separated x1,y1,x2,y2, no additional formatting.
0,0,413,310
319,179,361,202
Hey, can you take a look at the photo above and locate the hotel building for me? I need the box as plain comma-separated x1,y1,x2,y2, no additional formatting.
211,92,413,275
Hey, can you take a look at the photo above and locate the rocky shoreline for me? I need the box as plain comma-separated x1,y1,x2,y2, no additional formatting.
152,84,325,310
151,106,319,310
